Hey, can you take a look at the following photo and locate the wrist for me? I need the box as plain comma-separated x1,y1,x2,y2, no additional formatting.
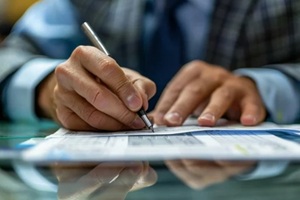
36,72,56,119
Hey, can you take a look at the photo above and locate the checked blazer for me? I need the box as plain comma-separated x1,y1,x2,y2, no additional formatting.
1,0,300,81
69,0,300,80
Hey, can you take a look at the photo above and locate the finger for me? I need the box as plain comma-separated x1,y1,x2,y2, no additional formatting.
74,46,143,111
215,161,256,176
240,95,266,126
89,163,143,200
53,163,98,183
165,160,208,190
153,62,202,124
164,160,192,184
55,89,143,131
56,106,97,131
181,160,229,189
154,83,186,125
163,79,218,126
57,63,134,122
57,163,126,200
55,69,145,130
132,78,156,111
131,163,157,191
158,62,228,126
198,86,235,126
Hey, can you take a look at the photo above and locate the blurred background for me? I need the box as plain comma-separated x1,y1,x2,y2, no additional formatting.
0,0,38,42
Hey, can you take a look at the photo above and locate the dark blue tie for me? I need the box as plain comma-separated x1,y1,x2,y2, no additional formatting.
142,0,186,110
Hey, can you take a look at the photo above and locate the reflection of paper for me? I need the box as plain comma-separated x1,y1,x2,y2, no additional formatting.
22,121,300,162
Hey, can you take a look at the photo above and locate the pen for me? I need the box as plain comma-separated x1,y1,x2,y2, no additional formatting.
82,22,154,132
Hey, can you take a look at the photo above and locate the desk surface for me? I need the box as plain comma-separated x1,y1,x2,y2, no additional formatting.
1,122,300,200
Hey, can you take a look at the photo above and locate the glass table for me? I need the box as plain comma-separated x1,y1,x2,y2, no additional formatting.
1,122,300,200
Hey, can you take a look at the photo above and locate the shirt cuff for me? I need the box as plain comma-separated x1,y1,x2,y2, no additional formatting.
237,161,289,180
4,58,64,122
234,68,300,124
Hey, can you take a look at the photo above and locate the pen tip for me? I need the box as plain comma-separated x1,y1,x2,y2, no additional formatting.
151,126,154,133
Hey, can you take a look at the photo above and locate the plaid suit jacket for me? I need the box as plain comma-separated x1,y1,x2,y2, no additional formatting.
69,0,300,80
206,0,300,81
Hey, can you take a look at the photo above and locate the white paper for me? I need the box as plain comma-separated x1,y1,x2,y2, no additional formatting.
22,121,300,162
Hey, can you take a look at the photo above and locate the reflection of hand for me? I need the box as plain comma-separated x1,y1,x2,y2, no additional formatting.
37,46,156,131
52,162,157,200
165,160,255,190
152,61,266,127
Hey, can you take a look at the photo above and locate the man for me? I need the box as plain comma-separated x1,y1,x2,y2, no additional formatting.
0,0,300,131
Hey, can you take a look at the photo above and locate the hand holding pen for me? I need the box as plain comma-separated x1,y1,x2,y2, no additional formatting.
48,24,156,131
82,22,154,132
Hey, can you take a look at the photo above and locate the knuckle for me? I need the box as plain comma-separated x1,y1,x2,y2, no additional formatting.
72,45,88,58
147,79,157,98
165,80,181,93
218,87,232,99
184,60,208,72
115,80,132,95
55,62,75,86
85,110,103,127
89,89,112,111
136,77,157,96
56,109,72,129
207,104,221,114
76,104,99,128
213,68,230,82
184,61,202,73
118,110,136,124
98,57,118,74
189,60,206,68
186,84,205,95
55,62,68,77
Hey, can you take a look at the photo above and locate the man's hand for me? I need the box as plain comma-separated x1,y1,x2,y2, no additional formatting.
52,162,157,200
37,45,156,131
152,61,266,126
165,160,255,190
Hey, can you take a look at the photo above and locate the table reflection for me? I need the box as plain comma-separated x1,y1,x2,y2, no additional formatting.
2,159,298,200
164,160,255,190
1,123,300,199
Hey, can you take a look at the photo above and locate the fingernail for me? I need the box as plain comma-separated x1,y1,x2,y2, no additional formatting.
242,115,257,125
127,94,141,110
199,113,215,123
131,117,145,129
129,166,142,175
164,112,183,125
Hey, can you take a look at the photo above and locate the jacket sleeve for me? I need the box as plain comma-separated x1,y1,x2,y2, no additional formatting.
0,0,84,121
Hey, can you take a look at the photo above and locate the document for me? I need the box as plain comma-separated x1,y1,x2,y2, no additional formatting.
22,120,300,162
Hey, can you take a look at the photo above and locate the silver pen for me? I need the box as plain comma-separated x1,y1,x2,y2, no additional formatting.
82,22,154,132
